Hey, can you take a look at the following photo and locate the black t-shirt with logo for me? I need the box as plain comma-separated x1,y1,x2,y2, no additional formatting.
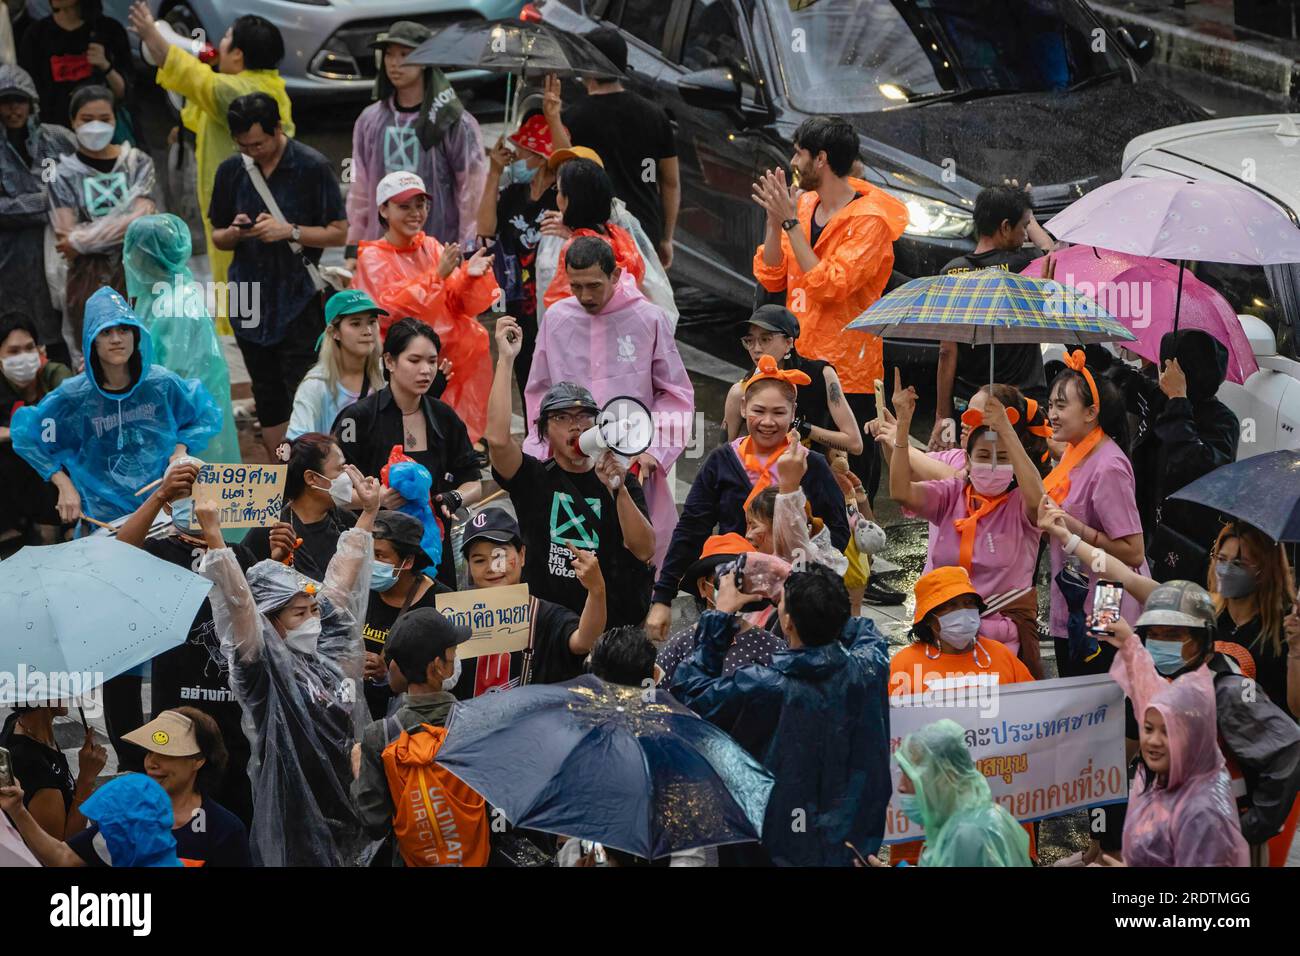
939,248,1047,402
493,453,652,627
361,577,452,719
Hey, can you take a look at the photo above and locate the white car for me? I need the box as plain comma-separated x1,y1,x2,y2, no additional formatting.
1119,114,1300,458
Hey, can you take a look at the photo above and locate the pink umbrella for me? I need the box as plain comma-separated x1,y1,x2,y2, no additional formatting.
1022,246,1259,384
1043,178,1300,265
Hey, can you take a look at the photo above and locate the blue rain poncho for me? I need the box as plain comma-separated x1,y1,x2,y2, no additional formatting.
79,774,182,868
123,213,240,463
199,528,375,867
10,287,223,522
895,719,1031,867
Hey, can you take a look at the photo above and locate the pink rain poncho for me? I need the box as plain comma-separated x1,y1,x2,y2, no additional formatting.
524,271,694,571
354,232,499,442
345,98,486,250
1110,636,1249,867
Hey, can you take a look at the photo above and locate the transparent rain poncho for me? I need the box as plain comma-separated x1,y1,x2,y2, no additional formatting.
199,527,375,867
895,719,1031,867
1110,637,1249,867
123,213,240,463
773,487,849,576
9,287,223,522
48,143,156,255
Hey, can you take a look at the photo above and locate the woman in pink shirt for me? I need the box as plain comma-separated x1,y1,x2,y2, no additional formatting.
890,370,1046,675
1042,351,1147,678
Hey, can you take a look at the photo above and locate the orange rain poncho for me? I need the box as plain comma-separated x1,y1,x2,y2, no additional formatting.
752,178,907,395
354,231,499,441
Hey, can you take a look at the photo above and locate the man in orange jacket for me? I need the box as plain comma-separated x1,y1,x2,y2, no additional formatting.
752,116,907,505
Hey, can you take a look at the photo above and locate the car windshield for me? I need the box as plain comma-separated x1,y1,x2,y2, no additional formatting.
765,0,1131,114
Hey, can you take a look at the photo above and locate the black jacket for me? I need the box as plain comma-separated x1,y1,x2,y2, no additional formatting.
1117,330,1238,546
1203,654,1300,846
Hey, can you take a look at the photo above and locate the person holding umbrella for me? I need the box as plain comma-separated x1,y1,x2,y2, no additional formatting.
0,705,105,842
1111,329,1239,584
193,470,381,867
344,20,486,266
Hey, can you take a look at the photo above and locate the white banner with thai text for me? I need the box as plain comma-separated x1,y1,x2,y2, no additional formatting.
883,674,1127,844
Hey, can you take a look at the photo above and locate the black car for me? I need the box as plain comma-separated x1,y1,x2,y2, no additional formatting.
535,0,1205,312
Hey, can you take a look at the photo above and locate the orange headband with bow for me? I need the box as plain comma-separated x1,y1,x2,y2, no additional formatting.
742,354,812,393
1062,349,1100,408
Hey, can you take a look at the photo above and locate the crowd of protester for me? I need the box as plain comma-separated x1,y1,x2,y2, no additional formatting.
0,9,1297,870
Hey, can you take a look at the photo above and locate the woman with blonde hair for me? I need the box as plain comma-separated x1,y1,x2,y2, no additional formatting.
287,290,387,440
1209,521,1299,721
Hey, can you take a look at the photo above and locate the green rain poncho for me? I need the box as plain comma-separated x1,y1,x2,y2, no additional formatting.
895,719,1031,868
123,214,240,463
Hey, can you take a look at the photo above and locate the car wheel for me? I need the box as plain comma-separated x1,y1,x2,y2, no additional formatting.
162,3,204,49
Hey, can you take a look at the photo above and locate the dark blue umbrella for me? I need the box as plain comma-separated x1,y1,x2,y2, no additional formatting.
1168,450,1300,542
436,674,774,860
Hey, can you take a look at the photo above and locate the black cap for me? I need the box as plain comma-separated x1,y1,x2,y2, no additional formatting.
539,381,599,416
460,507,521,557
387,607,471,668
373,509,435,570
741,305,800,339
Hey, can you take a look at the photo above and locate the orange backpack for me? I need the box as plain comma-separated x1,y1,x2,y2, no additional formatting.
380,720,490,867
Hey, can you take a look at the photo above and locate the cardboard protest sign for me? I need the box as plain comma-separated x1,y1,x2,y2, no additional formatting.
436,584,532,659
191,464,287,529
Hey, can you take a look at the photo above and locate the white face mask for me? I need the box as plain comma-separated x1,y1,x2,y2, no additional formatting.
937,608,981,650
969,462,1015,496
283,616,321,655
2,352,40,386
76,120,115,152
443,655,462,690
313,470,353,508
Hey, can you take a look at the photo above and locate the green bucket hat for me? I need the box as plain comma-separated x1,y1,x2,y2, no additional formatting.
318,289,387,350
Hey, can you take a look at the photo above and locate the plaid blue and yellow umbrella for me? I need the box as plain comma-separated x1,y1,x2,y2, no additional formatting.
847,268,1135,381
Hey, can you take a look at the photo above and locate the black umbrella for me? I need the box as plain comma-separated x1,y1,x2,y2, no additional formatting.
405,19,623,80
1168,450,1300,542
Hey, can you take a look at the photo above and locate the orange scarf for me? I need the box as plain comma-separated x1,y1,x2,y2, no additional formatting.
1042,425,1105,504
952,484,1012,571
737,435,790,510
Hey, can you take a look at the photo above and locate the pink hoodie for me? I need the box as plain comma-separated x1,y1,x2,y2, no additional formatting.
524,271,695,571
1111,637,1249,867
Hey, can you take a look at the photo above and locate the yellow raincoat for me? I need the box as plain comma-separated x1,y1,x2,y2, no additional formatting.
753,178,907,395
156,46,295,331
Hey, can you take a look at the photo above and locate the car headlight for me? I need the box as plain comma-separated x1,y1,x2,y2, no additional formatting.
882,188,974,239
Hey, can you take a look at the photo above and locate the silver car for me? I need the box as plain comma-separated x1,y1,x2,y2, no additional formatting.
91,0,526,98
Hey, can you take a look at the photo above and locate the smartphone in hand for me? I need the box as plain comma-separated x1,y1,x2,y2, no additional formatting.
1088,580,1124,635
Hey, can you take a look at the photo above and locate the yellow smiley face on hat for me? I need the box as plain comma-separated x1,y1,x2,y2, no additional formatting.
152,731,170,746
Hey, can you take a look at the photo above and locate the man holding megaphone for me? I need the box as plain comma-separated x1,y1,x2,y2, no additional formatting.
487,316,656,629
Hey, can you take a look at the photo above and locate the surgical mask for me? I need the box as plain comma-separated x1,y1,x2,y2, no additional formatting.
2,352,40,386
283,616,321,655
170,497,197,533
507,158,536,186
898,792,925,826
314,470,353,508
936,608,981,650
370,560,400,592
443,655,462,690
75,121,115,152
1146,638,1187,676
1214,561,1258,599
969,463,1015,496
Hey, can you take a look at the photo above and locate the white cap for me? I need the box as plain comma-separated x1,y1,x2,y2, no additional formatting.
376,171,431,207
